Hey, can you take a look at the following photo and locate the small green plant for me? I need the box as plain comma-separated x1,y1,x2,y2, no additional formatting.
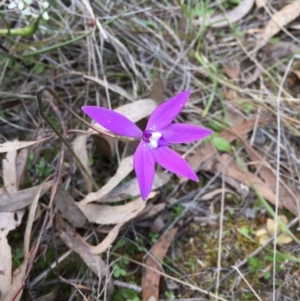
148,231,159,243
165,291,175,300
113,263,127,278
12,248,24,267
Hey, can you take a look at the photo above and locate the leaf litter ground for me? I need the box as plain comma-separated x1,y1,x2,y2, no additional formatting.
1,0,300,300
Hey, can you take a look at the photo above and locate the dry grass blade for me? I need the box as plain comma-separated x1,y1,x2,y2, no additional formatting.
194,0,254,27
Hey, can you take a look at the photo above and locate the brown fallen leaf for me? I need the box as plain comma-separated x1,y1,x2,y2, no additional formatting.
224,65,240,80
72,135,93,193
56,215,110,281
194,0,254,27
203,154,281,209
142,228,178,301
55,186,87,228
33,290,57,301
78,194,152,225
244,144,300,215
187,115,272,171
0,181,53,212
79,156,133,205
255,0,300,51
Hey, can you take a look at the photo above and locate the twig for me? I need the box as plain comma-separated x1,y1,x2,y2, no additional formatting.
36,85,100,190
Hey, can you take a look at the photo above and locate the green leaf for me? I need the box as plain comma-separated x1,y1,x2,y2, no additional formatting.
212,137,232,152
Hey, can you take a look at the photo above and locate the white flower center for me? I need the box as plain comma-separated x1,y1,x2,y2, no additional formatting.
149,132,161,148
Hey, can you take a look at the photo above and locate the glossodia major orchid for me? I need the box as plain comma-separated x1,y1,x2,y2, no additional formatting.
82,91,213,201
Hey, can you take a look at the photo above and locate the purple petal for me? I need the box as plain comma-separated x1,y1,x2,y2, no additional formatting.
134,142,156,201
151,147,198,181
82,106,142,138
146,91,190,130
161,124,213,143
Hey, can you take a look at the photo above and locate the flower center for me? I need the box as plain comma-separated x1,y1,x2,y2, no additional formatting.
143,130,162,148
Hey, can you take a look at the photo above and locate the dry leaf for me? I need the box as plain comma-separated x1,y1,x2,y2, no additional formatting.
0,238,12,299
0,181,52,212
2,259,28,301
55,186,87,228
255,0,300,50
224,65,240,80
142,228,178,301
244,144,300,215
33,290,57,301
72,135,93,193
255,0,268,9
187,115,271,171
0,149,25,237
203,154,278,207
100,172,170,203
0,138,48,153
79,156,133,205
79,194,154,225
256,215,293,245
24,187,42,258
194,0,254,27
16,148,29,189
56,215,111,286
88,223,123,254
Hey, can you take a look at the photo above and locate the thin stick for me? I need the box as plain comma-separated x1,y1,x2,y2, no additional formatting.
36,85,100,191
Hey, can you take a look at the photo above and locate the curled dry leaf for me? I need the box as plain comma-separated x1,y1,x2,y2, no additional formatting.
16,148,29,189
88,223,123,255
79,156,133,205
255,0,300,51
142,228,178,301
55,185,87,228
193,0,254,28
72,135,93,193
79,193,155,225
100,171,170,203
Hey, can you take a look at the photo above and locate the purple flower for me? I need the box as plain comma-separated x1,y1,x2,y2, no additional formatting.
82,91,213,200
